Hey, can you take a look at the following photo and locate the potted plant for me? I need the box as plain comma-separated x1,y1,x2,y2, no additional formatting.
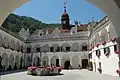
116,69,120,75
115,50,120,54
110,37,116,42
101,41,106,45
96,43,100,47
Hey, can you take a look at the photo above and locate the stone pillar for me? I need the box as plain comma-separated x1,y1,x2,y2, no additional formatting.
59,57,61,66
108,32,110,40
48,57,51,66
116,37,120,69
70,56,72,67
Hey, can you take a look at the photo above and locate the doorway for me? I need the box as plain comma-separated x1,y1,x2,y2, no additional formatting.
82,59,88,68
64,61,70,69
56,59,59,67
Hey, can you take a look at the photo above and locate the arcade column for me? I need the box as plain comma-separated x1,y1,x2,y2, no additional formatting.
116,37,120,69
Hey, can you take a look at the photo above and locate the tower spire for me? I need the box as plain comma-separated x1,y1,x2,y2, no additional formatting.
64,0,66,13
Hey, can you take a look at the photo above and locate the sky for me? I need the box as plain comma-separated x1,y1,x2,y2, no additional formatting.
13,0,105,24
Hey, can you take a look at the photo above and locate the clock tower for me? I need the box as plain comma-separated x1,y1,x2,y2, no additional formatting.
61,0,70,30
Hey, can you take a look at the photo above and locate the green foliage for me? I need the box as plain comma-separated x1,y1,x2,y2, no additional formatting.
2,13,60,34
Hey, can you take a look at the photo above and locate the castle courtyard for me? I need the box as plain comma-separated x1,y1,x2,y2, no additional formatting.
1,69,119,80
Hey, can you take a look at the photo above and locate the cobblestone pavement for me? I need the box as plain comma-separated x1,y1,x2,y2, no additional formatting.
1,69,119,80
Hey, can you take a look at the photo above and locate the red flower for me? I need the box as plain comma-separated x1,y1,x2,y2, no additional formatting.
104,52,110,56
116,69,120,75
115,50,120,54
101,41,106,45
96,53,100,57
28,66,37,71
96,44,100,47
110,37,116,42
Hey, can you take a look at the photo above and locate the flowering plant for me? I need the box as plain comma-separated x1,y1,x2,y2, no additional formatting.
27,65,62,76
96,43,100,47
115,50,120,54
28,66,37,71
101,41,106,45
110,37,116,42
96,53,100,57
104,52,110,56
116,69,120,75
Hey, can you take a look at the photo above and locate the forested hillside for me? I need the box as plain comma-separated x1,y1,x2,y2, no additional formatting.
2,13,60,34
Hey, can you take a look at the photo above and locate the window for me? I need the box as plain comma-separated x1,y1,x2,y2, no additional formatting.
36,48,40,52
66,47,70,52
114,45,117,52
50,47,53,52
82,46,87,51
104,48,106,53
89,53,92,59
56,47,60,52
27,48,31,53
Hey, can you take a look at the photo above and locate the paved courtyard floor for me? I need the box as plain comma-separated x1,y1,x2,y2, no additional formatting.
1,69,119,80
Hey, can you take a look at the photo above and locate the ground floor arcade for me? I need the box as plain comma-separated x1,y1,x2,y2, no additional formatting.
0,47,89,71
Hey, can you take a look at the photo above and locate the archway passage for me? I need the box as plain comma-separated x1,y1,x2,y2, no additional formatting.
42,56,49,66
82,59,88,68
64,61,70,69
33,56,40,66
72,55,79,69
51,56,59,67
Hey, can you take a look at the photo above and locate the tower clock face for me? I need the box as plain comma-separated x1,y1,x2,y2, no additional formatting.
63,21,66,24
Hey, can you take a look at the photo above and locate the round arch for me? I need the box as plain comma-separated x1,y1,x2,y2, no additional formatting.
8,54,14,70
42,56,49,66
61,55,70,69
10,39,15,50
19,55,25,69
72,55,80,69
1,53,8,70
71,43,79,52
14,55,20,69
61,43,71,52
51,44,60,52
82,59,88,69
109,23,117,38
26,55,31,67
100,28,108,42
42,44,49,52
51,56,59,67
34,44,41,53
95,33,100,44
33,56,40,66
81,42,88,51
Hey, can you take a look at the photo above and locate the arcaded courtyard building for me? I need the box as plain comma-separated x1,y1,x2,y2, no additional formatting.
0,1,120,77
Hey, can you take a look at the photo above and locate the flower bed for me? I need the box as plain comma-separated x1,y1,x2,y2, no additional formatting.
27,66,62,76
